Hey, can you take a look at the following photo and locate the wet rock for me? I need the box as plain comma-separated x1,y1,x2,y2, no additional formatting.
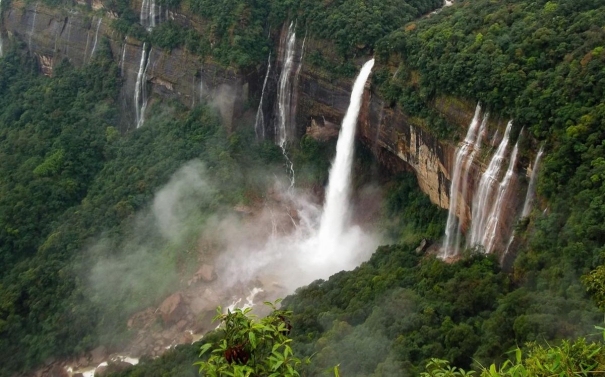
90,346,107,365
180,332,193,344
73,374,84,377
415,239,430,254
194,265,216,283
159,292,187,325
176,319,188,331
44,366,69,377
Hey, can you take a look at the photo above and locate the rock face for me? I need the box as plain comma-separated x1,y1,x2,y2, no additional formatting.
2,2,248,131
0,2,526,243
159,292,186,325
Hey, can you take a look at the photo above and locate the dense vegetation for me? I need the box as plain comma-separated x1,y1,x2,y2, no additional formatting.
2,0,605,376
0,42,307,375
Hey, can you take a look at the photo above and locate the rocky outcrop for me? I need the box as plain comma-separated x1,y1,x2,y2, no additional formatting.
158,292,186,325
1,1,526,244
2,2,249,131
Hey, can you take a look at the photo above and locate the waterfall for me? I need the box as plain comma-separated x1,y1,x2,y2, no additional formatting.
441,104,483,257
120,41,127,76
454,112,489,253
254,52,271,140
468,120,513,248
28,3,39,51
521,146,544,217
134,45,151,129
316,58,375,255
276,22,296,148
483,141,519,253
90,18,102,60
65,18,72,58
140,0,157,31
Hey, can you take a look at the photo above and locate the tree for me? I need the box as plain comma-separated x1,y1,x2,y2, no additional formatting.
195,300,309,377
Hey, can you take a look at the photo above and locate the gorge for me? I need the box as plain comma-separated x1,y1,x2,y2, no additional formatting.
1,0,604,376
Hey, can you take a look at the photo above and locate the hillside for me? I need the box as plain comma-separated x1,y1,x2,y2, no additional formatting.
0,0,604,376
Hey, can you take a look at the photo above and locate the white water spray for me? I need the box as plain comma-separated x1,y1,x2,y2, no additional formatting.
483,141,519,253
140,0,157,31
276,22,296,147
120,41,127,76
198,67,204,102
316,58,375,258
134,45,150,129
90,18,102,60
521,146,544,217
468,121,513,248
442,103,483,258
255,53,271,140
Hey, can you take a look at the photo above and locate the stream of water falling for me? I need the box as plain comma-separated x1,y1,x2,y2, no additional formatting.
521,146,544,217
316,58,375,257
140,0,157,31
255,53,271,140
442,104,482,258
483,141,519,253
276,22,296,147
28,3,39,51
89,18,102,60
468,121,513,248
134,45,149,128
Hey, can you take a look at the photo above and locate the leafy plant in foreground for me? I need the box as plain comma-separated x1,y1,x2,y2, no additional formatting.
195,300,307,377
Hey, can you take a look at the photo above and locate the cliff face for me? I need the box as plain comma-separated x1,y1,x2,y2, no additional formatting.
3,2,249,130
1,3,526,251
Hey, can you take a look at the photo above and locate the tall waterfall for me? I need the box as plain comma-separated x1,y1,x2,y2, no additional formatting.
276,22,296,147
442,104,485,258
134,45,151,129
255,53,271,140
28,3,39,51
521,146,544,217
468,121,513,248
140,0,157,31
90,18,102,60
316,58,375,255
120,40,127,76
483,141,519,253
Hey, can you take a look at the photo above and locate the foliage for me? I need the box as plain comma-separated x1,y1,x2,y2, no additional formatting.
196,301,306,377
423,330,605,376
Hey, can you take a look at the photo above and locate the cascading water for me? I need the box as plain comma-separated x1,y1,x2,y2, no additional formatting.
468,121,513,248
442,103,483,258
120,40,127,76
275,22,298,188
315,58,375,257
28,3,39,51
255,53,271,140
483,141,519,253
453,112,489,254
521,146,544,217
140,0,157,31
90,18,102,60
276,22,296,147
134,45,151,129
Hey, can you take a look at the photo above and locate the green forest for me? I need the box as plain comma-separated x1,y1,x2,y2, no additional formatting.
1,0,605,376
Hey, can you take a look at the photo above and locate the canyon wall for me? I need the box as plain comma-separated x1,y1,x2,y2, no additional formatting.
0,3,528,250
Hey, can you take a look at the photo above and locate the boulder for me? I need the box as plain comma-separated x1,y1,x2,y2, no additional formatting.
42,366,69,377
90,346,107,365
159,292,187,325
